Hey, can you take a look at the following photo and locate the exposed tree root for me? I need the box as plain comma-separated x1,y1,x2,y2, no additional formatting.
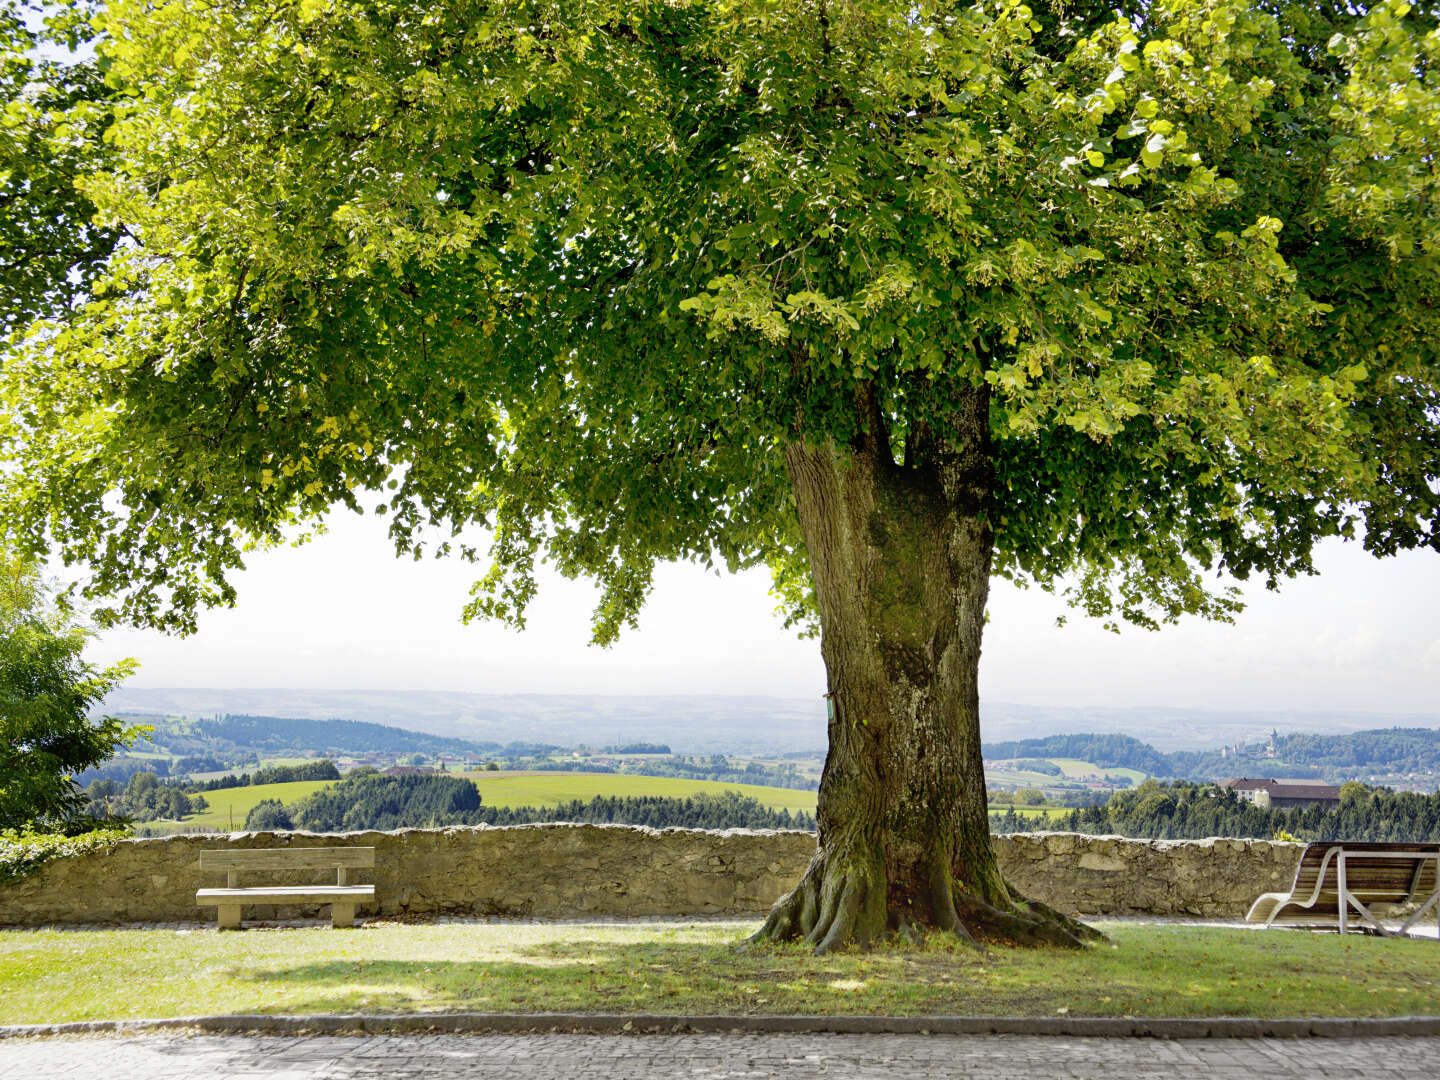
749,849,890,954
951,890,1093,949
1018,895,1108,944
750,852,1106,952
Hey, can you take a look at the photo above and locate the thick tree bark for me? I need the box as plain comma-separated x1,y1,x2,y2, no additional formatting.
753,387,1100,952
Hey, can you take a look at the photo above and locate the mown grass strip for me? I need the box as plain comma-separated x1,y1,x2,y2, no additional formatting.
1,922,1437,1025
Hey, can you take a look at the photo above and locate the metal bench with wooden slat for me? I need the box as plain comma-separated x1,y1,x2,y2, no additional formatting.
1246,841,1440,938
196,847,376,929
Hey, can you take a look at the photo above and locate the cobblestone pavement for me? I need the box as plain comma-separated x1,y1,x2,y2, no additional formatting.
3,1032,1438,1078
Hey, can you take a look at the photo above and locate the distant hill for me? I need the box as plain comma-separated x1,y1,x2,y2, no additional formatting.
982,734,1173,777
1168,727,1440,784
91,695,1440,791
104,689,830,754
178,714,496,757
987,727,1440,787
107,715,504,773
101,688,1440,755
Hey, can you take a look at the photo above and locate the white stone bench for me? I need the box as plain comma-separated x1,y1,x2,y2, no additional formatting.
196,847,375,929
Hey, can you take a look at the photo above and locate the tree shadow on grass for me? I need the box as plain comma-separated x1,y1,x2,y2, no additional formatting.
238,937,1021,1017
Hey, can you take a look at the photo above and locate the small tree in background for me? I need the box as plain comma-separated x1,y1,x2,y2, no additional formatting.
0,554,139,832
244,799,295,832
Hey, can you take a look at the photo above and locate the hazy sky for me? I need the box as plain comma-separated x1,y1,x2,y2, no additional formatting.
81,506,1440,715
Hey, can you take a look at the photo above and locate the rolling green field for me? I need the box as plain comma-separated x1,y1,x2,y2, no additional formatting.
180,781,339,831
157,770,1111,833
151,772,818,833
461,771,818,813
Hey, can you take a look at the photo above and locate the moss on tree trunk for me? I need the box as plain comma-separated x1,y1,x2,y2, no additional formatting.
753,387,1101,952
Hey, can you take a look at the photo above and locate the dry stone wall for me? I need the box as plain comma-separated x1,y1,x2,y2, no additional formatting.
995,833,1303,917
0,824,815,926
0,827,1302,926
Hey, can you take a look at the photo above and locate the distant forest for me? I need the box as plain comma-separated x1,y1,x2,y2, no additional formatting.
150,714,496,758
988,780,1440,843
246,772,817,832
983,728,1440,784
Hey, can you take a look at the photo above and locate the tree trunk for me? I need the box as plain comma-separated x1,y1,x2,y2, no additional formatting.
753,387,1100,952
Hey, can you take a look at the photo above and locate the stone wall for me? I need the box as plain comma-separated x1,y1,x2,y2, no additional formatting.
995,833,1303,918
0,827,1302,926
0,825,816,926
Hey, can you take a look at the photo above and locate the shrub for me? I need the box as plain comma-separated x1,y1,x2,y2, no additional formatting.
0,826,130,886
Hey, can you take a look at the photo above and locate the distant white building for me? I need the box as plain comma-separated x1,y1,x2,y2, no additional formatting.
1219,777,1341,809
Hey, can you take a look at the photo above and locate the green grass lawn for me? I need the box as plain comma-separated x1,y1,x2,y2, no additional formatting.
1,921,1437,1025
461,771,818,813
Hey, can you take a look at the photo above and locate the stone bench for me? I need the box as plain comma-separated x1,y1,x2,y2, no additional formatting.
196,847,375,929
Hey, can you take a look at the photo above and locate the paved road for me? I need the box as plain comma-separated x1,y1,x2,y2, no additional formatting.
2,1032,1437,1079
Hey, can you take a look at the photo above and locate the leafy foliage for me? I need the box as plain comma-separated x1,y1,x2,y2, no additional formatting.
0,824,128,885
0,0,120,335
0,554,138,830
0,0,1434,639
86,770,207,822
243,798,293,831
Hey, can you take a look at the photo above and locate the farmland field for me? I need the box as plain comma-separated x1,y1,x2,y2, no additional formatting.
176,780,338,831
1051,758,1147,785
987,804,1066,822
147,771,819,834
460,771,819,813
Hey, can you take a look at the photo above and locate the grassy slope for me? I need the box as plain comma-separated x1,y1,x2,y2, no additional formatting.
2,922,1437,1023
182,781,339,830
460,771,818,813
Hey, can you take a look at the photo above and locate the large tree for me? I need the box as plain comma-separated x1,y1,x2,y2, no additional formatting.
2,0,1436,948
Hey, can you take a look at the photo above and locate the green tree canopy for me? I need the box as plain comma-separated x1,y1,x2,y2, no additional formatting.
0,0,119,336
0,553,139,831
1,0,1435,947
